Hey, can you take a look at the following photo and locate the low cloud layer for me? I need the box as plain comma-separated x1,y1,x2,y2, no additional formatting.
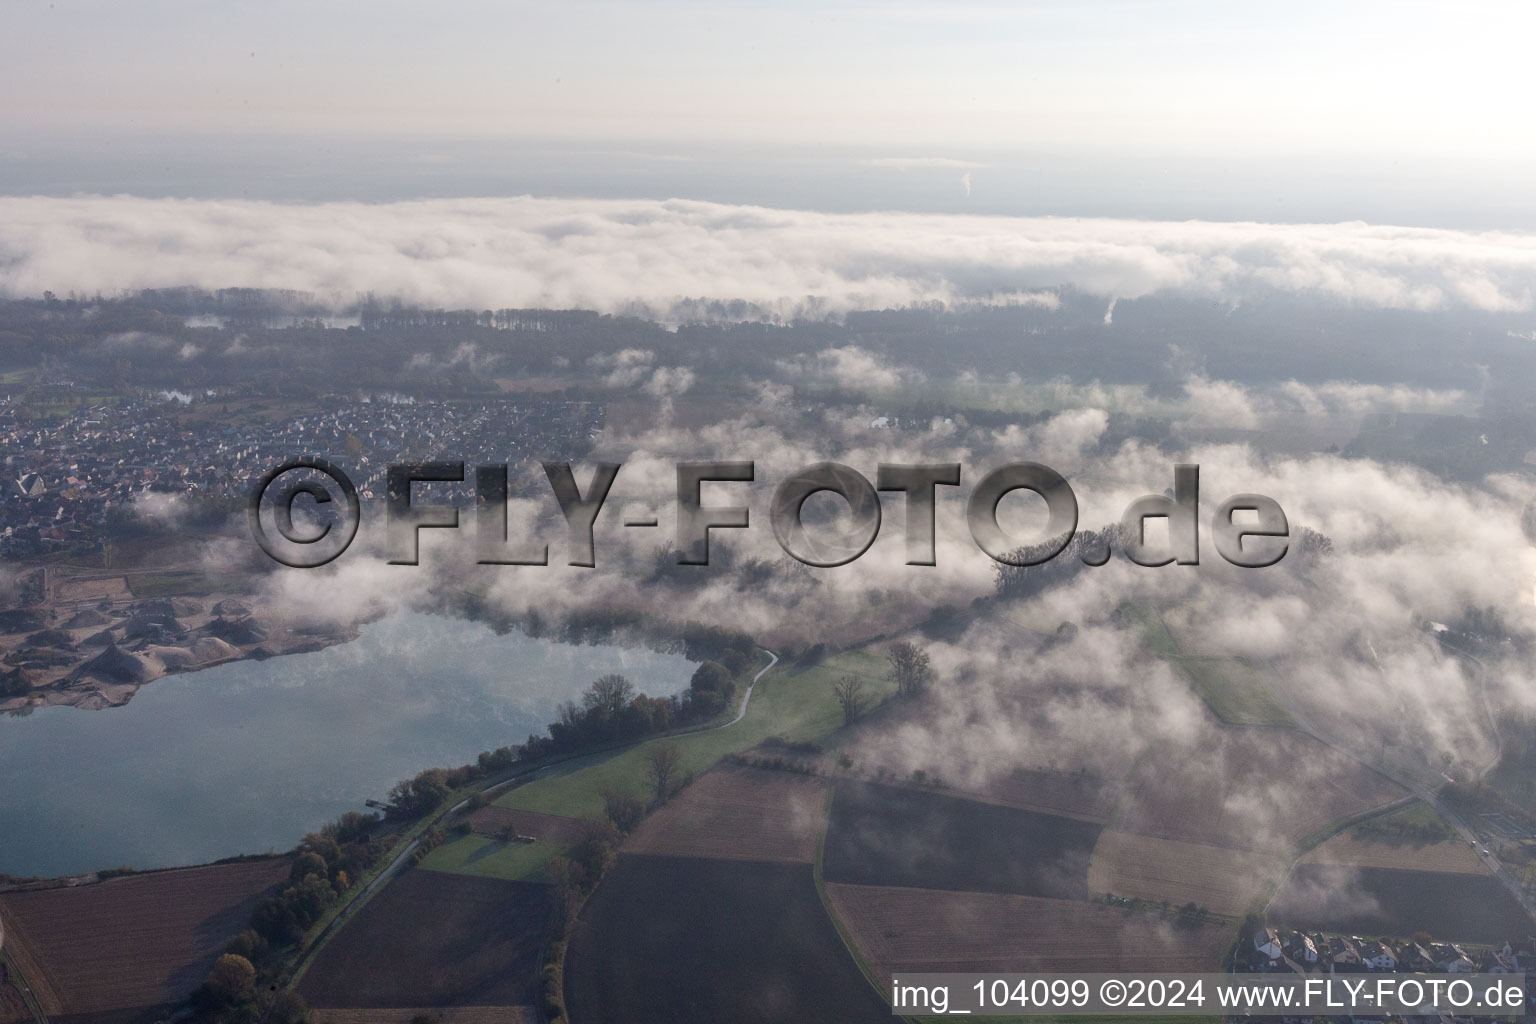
3,196,1535,318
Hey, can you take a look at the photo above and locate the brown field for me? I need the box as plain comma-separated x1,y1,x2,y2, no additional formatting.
624,764,828,863
299,870,553,1010
1088,831,1286,917
311,1007,534,1024
464,806,594,845
0,859,289,1020
1302,833,1489,875
1116,728,1404,850
826,884,1232,979
959,767,1118,824
565,856,889,1024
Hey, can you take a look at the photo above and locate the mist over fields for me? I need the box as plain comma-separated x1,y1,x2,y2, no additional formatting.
10,2,1536,1019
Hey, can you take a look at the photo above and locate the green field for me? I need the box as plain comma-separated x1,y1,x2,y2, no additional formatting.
493,648,889,822
1348,799,1456,844
1123,603,1294,727
422,648,892,879
1174,655,1294,727
419,835,569,881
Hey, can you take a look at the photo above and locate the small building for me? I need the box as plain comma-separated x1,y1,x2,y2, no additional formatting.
1286,932,1319,964
1357,940,1397,971
1432,943,1474,972
1254,927,1284,960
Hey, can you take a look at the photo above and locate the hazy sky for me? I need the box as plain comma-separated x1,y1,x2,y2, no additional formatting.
5,0,1534,157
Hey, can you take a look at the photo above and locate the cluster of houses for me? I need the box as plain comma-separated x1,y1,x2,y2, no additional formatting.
0,391,603,559
1247,926,1526,976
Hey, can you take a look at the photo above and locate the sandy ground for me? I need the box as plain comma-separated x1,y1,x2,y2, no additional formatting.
1,588,357,712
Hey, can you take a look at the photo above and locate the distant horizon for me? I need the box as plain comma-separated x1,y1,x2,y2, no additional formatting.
3,131,1535,231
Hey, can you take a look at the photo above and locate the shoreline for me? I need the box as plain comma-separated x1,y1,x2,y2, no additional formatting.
1,595,364,713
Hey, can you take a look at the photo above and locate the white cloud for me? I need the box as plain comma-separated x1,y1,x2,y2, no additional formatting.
2,196,1534,320
776,345,923,392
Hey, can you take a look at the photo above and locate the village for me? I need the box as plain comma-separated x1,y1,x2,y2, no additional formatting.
0,387,603,561
1240,925,1531,1023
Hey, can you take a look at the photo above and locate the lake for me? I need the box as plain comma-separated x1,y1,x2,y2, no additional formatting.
0,612,695,878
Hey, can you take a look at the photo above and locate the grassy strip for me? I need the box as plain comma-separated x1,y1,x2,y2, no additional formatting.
0,946,50,1024
491,649,889,823
1291,794,1421,858
419,835,571,882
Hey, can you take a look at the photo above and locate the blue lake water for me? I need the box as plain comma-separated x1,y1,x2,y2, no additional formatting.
0,612,695,878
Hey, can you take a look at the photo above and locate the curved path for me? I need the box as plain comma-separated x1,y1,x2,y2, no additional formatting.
725,649,779,727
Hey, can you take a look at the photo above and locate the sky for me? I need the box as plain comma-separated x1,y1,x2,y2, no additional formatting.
4,0,1534,156
4,2,1536,225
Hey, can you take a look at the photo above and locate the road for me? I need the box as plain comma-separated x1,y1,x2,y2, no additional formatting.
726,649,779,726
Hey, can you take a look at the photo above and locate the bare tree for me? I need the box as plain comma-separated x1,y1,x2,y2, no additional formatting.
887,640,932,698
583,673,635,718
648,744,681,803
832,675,867,726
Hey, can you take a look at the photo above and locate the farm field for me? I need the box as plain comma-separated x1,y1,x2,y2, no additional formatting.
463,806,593,844
299,870,552,1010
565,854,889,1024
971,766,1118,823
417,806,595,882
826,884,1232,979
1271,865,1534,944
823,780,1102,898
491,649,890,823
1087,831,1285,917
1116,728,1405,851
1125,603,1294,726
1302,832,1489,875
0,858,289,1021
418,836,568,882
624,763,827,863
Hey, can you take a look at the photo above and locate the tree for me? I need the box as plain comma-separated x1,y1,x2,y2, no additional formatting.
887,641,932,698
386,768,450,819
204,953,255,1005
689,660,731,696
648,744,681,803
291,851,328,883
601,787,645,832
832,675,867,726
225,929,268,965
686,660,734,718
582,674,634,719
269,989,310,1024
